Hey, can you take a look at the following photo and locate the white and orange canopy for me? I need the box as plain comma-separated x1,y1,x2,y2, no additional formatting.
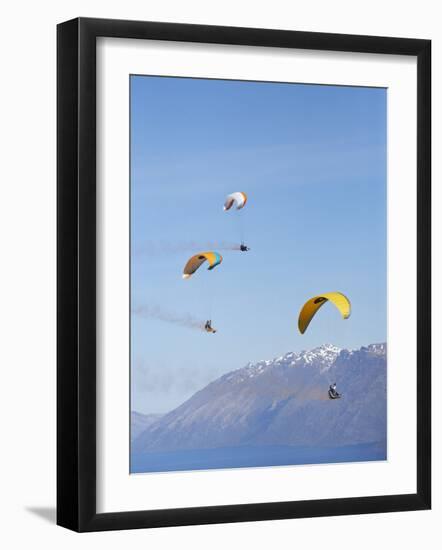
223,192,247,212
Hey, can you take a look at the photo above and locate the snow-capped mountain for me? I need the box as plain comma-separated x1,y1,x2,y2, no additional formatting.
133,343,386,453
228,343,342,383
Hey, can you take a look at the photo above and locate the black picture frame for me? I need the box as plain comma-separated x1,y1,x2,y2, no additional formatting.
57,17,431,532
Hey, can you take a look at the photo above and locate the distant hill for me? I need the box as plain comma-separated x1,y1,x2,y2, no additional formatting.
131,411,163,441
133,343,386,453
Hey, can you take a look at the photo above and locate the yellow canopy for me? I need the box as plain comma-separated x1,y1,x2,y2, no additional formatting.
298,292,351,334
182,252,223,279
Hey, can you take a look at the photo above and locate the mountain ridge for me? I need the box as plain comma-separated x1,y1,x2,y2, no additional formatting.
131,411,164,441
133,343,386,453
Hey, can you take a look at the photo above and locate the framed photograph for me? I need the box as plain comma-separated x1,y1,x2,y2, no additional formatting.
57,17,431,532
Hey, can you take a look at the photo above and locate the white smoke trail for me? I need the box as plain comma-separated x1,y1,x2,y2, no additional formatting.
135,240,241,257
133,304,206,331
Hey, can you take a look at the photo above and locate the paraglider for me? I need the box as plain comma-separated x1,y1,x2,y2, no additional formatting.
224,192,250,251
297,292,351,334
298,292,351,400
183,252,222,334
182,252,223,279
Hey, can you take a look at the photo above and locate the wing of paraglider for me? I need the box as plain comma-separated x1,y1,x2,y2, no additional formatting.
298,292,351,334
182,252,223,279
223,192,247,211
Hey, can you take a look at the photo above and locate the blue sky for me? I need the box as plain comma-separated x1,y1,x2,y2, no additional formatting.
130,75,387,414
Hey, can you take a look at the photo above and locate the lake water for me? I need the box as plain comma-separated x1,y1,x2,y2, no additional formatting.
130,441,386,474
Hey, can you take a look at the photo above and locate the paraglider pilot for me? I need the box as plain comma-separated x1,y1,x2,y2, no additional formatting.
328,383,341,400
205,320,217,333
239,243,250,252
